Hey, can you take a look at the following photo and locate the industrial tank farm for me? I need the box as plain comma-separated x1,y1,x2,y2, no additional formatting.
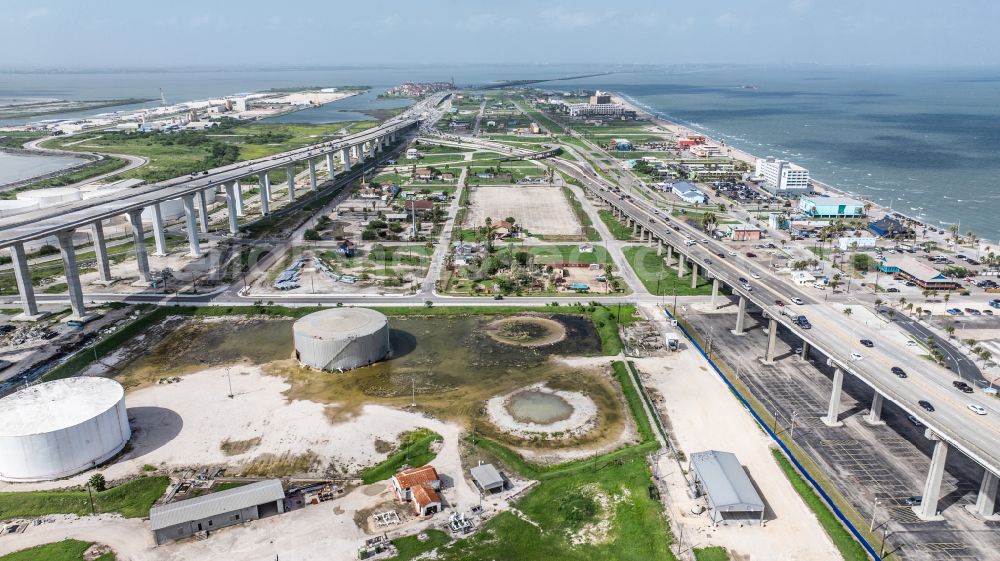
0,377,131,482
293,308,391,371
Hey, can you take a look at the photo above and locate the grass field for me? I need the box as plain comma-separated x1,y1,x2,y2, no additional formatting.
693,546,730,561
526,244,611,266
360,429,443,484
771,449,869,561
621,246,714,296
597,210,635,240
0,476,168,520
0,540,114,561
561,187,602,242
389,530,451,561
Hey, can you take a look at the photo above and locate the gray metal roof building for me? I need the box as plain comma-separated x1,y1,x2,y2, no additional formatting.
690,450,765,525
149,479,285,544
470,464,505,493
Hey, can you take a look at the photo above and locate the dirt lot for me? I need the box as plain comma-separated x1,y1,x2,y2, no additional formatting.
632,319,841,560
465,186,581,236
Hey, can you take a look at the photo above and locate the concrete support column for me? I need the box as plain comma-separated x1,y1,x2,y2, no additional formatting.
865,393,885,425
10,242,39,318
150,203,168,256
764,318,778,363
632,221,639,236
259,173,271,216
711,277,720,308
308,159,318,191
677,254,686,277
197,190,210,234
224,183,240,235
666,244,674,264
126,209,152,284
690,262,698,289
369,140,376,158
376,136,384,153
972,471,999,519
800,340,811,361
341,147,352,171
286,164,296,202
56,230,87,319
657,239,663,256
325,153,336,179
733,295,747,335
914,435,949,520
91,222,112,283
822,367,845,427
233,181,245,217
181,194,202,258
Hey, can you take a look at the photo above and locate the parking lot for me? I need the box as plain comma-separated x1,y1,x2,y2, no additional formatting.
681,304,1000,561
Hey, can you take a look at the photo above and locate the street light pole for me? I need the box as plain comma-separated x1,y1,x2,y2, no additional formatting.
870,497,880,532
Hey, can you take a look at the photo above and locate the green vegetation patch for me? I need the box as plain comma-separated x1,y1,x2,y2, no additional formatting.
0,539,114,561
0,476,168,521
694,546,730,561
527,244,611,265
598,210,635,241
561,187,601,241
622,246,714,296
388,529,452,561
360,429,443,484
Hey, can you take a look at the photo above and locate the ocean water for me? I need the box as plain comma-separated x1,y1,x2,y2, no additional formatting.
0,151,86,184
1,64,997,237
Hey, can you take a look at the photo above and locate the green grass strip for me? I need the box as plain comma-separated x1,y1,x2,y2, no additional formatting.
0,539,114,561
0,476,168,521
360,429,443,484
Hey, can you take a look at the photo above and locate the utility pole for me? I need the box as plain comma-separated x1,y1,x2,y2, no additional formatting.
226,367,233,399
87,484,95,514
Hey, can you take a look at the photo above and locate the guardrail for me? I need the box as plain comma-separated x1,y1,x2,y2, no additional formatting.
663,306,883,561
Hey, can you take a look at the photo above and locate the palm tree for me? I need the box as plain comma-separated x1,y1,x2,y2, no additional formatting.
843,307,853,316
922,289,932,302
949,223,960,244
944,292,951,306
945,325,956,339
898,297,907,309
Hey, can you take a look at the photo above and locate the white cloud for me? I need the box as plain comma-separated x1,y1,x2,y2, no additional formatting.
21,7,51,23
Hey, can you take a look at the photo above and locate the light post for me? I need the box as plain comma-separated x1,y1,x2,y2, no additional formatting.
870,497,880,532
226,367,233,399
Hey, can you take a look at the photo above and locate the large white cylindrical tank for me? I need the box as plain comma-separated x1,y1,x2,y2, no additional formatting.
79,185,127,201
0,377,131,482
16,187,82,206
294,308,391,371
0,199,40,218
140,198,184,222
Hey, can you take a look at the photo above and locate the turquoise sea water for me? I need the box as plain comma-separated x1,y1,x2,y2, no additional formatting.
1,64,996,237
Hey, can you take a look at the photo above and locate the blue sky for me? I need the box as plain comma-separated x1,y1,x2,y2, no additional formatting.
2,0,999,68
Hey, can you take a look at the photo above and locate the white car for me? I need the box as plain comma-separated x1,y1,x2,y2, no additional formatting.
791,297,804,305
906,340,918,347
968,404,987,416
728,250,737,256
850,352,863,361
751,272,761,279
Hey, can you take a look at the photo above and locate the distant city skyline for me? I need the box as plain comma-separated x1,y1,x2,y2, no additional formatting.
3,0,1000,69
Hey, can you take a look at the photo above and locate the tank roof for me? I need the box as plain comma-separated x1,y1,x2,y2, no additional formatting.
0,377,125,437
293,307,388,339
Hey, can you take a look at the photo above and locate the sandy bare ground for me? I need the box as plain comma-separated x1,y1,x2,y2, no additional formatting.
486,383,597,439
634,349,843,561
465,186,581,236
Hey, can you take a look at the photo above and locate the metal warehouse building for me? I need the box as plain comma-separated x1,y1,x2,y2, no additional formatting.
690,450,765,525
293,307,391,371
150,479,285,544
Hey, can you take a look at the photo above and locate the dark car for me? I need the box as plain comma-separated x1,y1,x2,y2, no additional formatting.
887,287,900,293
775,300,785,307
904,496,923,506
746,252,758,258
716,252,726,258
860,339,874,348
493,295,504,300
738,277,749,284
953,381,974,393
918,400,935,412
891,366,907,378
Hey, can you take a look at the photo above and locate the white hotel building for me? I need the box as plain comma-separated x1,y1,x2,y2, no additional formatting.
754,158,811,195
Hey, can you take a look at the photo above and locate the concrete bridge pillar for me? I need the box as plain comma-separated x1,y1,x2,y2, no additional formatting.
354,144,364,162
286,164,296,202
369,140,377,159
666,244,674,264
126,209,152,285
690,262,698,289
91,221,112,283
181,194,202,258
800,340,810,361
764,317,778,363
224,183,240,235
711,277,720,308
56,230,88,319
259,173,271,216
376,136,384,153
732,295,747,336
326,153,336,179
150,203,168,256
197,190,210,234
822,367,845,427
657,239,663,256
632,221,639,236
677,253,686,277
971,471,1000,520
233,181,245,217
308,159,318,191
10,242,40,319
914,433,949,521
341,147,352,172
865,393,885,425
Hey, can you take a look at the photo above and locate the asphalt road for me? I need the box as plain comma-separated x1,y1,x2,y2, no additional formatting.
880,306,985,384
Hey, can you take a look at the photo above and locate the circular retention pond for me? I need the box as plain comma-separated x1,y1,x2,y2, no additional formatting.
484,316,567,347
507,390,574,424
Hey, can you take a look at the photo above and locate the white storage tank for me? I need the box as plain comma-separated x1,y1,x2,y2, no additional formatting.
0,377,131,482
0,199,40,218
139,197,185,222
16,187,82,206
294,308,391,371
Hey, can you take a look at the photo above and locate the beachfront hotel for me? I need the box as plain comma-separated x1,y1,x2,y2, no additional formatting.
754,157,811,195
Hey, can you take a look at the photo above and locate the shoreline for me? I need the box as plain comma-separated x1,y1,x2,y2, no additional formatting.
612,91,966,238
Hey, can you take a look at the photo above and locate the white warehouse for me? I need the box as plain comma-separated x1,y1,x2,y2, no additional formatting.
0,377,131,482
293,308,391,371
